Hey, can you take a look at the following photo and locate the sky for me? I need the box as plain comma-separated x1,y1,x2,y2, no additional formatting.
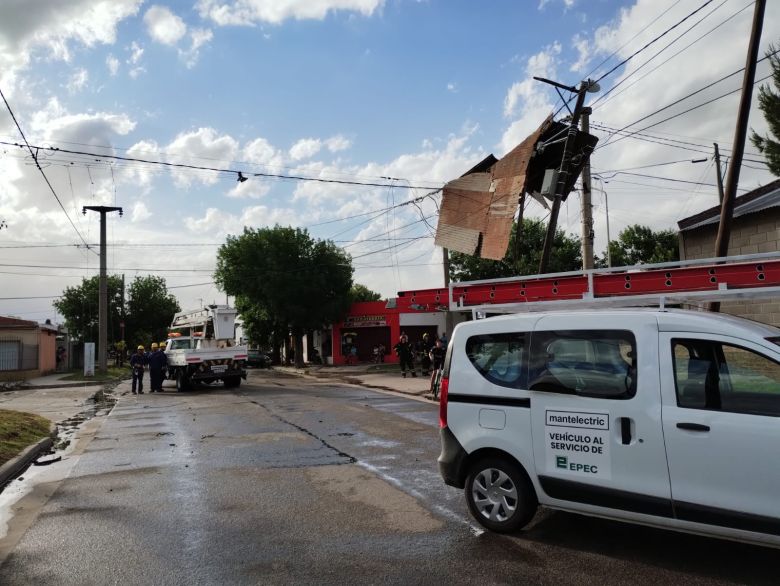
1,0,779,324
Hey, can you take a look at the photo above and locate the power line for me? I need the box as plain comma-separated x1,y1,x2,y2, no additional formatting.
594,0,717,85
0,86,95,253
0,139,443,191
600,73,773,150
593,0,753,110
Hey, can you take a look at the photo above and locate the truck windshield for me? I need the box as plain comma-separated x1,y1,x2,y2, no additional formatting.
169,339,192,350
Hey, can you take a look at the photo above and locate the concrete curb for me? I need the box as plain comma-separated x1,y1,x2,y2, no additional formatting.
20,381,106,390
0,422,57,490
271,367,433,400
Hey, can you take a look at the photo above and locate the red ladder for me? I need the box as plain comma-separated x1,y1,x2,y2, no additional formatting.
394,252,780,312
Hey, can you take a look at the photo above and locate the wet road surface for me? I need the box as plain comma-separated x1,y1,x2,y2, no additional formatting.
0,370,776,585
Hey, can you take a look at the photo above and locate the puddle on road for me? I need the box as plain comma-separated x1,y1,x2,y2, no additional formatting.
0,387,117,540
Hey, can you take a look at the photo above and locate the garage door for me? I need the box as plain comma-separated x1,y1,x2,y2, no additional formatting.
0,341,20,371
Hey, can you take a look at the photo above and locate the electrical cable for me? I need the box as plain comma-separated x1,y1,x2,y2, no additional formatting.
0,86,95,253
591,0,737,109
0,139,442,191
593,0,717,85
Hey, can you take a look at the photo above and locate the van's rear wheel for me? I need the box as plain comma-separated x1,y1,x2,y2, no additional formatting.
465,457,537,533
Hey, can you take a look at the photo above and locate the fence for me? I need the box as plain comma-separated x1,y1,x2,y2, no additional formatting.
0,337,38,371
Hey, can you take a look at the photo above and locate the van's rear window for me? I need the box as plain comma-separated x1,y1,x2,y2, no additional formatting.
465,333,527,389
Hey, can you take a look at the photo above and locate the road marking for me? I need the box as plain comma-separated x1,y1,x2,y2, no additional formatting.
356,460,484,536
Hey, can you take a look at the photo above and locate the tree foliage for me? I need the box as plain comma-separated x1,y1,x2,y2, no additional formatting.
448,218,582,281
600,225,679,267
214,226,354,367
125,276,181,348
54,274,180,355
350,283,382,302
751,44,780,176
54,275,124,346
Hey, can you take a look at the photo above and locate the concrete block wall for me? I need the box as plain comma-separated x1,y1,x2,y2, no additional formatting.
679,209,780,327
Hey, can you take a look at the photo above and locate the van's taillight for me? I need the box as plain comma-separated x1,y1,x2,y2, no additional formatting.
438,376,449,428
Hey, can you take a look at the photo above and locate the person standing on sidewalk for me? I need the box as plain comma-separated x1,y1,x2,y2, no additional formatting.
148,343,167,393
130,346,147,395
393,334,415,378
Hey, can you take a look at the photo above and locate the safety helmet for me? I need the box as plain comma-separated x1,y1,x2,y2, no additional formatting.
159,342,167,348
137,345,144,350
151,343,158,349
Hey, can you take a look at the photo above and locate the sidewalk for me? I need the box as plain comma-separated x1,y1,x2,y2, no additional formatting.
272,363,437,398
21,372,103,390
0,382,105,424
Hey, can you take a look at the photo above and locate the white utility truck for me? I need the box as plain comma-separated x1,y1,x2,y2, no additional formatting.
164,305,247,391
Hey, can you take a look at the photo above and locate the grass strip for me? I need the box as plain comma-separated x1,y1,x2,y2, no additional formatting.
0,409,52,466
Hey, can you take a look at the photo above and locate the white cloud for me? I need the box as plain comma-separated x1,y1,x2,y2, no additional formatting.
184,205,299,237
165,127,239,187
128,40,144,64
243,136,286,168
144,5,187,46
0,0,142,89
325,135,351,152
289,138,322,161
66,68,88,93
179,28,213,68
504,42,561,119
30,98,136,143
196,0,384,26
131,200,152,222
227,178,272,199
106,54,120,75
446,82,458,93
570,33,590,72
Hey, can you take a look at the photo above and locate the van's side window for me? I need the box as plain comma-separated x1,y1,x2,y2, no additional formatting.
528,330,637,399
672,339,780,417
465,333,526,389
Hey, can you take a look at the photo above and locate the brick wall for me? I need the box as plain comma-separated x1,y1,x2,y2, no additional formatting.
679,208,780,326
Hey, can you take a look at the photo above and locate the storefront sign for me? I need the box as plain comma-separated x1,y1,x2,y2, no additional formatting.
345,315,387,327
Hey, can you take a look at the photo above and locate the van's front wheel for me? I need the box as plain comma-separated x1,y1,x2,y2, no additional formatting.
465,457,537,533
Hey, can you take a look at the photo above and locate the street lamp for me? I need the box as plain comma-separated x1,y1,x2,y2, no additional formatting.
591,176,611,267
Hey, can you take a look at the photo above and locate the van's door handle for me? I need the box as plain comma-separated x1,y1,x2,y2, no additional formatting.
676,422,710,432
619,417,632,445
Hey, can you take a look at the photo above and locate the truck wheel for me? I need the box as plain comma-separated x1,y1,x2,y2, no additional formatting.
176,371,190,392
224,376,241,388
465,457,537,533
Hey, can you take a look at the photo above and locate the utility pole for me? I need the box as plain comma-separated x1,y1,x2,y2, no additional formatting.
714,0,765,258
537,77,599,273
442,247,454,336
710,0,765,315
83,205,122,374
580,107,595,270
713,143,725,204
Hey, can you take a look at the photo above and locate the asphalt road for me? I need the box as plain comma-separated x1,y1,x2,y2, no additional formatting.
0,370,776,585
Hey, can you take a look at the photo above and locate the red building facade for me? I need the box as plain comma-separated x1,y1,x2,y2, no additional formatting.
330,300,446,365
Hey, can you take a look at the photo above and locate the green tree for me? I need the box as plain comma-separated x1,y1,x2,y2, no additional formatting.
125,276,181,349
235,298,286,365
751,43,780,176
600,225,679,267
54,275,124,353
215,226,354,368
448,218,582,281
350,283,382,302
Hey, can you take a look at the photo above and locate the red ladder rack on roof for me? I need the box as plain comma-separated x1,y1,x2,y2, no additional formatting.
394,252,780,314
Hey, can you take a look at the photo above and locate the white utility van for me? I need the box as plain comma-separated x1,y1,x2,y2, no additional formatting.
438,309,780,547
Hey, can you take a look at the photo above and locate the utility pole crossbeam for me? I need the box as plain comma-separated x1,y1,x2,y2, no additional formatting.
83,205,122,374
537,78,598,274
